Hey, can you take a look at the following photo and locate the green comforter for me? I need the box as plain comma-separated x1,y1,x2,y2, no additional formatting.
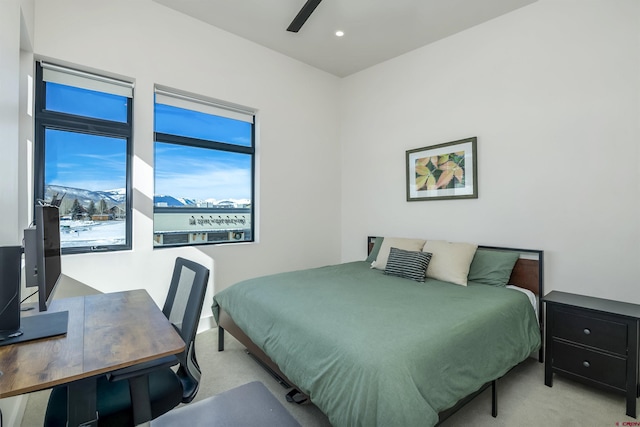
212,261,540,427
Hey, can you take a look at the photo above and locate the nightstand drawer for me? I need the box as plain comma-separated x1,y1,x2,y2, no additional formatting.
553,341,626,389
554,308,627,355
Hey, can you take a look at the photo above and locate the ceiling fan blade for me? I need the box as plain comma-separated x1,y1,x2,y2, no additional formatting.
287,0,323,33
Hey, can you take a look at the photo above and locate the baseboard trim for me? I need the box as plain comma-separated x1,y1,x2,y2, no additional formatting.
197,315,214,334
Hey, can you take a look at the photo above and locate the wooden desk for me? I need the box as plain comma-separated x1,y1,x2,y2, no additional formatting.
0,289,185,426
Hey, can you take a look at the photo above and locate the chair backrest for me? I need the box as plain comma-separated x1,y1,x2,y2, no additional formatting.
162,257,210,402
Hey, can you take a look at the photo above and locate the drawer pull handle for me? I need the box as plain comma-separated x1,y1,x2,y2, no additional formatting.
583,360,591,368
583,328,591,335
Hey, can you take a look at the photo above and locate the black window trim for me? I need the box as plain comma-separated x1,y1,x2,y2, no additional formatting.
33,61,134,255
153,123,256,248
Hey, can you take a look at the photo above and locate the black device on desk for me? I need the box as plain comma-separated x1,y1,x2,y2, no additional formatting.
0,205,68,345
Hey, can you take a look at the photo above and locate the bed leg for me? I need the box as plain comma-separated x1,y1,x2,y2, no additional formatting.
218,326,225,351
491,380,497,417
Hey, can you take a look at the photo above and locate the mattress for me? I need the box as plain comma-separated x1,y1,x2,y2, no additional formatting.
212,261,541,427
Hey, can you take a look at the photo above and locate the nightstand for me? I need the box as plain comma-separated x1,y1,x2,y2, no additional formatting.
544,291,640,418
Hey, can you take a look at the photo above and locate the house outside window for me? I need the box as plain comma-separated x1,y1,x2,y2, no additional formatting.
153,86,255,247
34,62,133,253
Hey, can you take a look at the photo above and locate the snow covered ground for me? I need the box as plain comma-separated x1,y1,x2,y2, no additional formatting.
61,220,126,247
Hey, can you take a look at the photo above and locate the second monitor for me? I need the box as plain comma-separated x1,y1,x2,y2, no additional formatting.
24,204,63,312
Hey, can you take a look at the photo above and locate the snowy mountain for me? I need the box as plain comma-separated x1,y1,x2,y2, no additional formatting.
103,188,127,204
45,185,124,207
45,184,248,210
154,195,197,207
155,196,249,208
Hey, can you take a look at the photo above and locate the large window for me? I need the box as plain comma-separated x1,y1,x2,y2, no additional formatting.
34,62,133,253
153,87,255,247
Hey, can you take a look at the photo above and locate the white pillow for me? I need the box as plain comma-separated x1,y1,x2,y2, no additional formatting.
423,240,478,286
371,237,426,270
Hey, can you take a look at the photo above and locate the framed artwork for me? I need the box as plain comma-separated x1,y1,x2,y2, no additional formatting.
406,136,477,201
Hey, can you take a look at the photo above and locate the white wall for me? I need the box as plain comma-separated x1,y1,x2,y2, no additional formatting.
0,0,33,422
28,0,342,310
0,0,33,427
340,0,640,303
0,0,22,247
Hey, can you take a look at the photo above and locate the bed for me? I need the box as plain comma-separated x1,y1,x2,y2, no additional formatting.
212,237,543,427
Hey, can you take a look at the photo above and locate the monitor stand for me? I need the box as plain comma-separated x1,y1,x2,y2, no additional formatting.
0,311,68,347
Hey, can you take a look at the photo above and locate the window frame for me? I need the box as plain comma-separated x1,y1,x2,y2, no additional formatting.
33,61,134,254
153,89,256,248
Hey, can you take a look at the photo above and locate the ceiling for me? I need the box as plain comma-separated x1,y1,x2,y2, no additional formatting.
153,0,537,77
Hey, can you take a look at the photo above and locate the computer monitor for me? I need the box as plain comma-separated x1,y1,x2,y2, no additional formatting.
24,204,62,312
0,205,67,346
0,246,23,340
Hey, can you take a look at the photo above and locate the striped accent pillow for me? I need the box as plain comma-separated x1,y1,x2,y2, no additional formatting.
384,247,432,282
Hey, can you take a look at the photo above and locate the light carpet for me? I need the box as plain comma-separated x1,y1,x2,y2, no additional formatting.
21,326,637,426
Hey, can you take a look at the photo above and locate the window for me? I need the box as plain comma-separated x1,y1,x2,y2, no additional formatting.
153,87,255,247
34,62,133,253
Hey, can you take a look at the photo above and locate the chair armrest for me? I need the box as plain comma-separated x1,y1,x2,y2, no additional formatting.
107,355,179,382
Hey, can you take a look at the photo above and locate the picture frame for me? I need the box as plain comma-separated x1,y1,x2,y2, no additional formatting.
406,136,477,201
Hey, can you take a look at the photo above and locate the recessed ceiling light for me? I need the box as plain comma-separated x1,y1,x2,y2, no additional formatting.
335,31,344,37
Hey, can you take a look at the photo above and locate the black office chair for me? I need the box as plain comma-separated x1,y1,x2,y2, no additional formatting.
44,257,210,426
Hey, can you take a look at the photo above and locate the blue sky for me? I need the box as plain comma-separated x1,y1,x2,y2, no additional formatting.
45,129,126,191
45,84,253,201
154,104,253,201
155,103,252,148
154,142,251,201
47,83,128,123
